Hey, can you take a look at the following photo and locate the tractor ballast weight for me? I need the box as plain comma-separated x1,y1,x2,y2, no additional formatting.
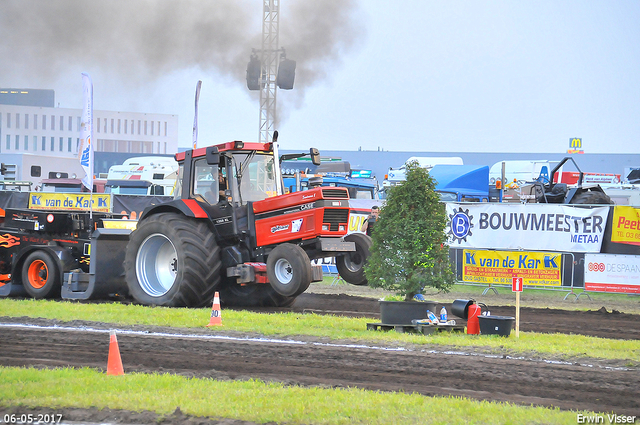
534,157,613,205
124,140,369,308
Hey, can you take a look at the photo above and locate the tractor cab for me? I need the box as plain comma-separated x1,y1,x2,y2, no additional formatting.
174,141,319,206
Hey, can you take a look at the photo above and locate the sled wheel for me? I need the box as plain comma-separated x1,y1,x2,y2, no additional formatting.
125,212,221,307
266,244,312,297
336,233,372,286
22,251,61,299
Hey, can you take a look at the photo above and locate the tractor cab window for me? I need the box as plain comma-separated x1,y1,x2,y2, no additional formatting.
191,159,222,205
173,164,184,200
228,152,277,204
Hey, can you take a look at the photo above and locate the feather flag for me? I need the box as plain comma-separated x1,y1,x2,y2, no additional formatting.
192,80,202,149
79,73,94,191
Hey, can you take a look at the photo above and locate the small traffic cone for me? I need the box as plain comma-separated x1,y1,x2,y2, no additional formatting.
206,291,222,327
107,330,125,375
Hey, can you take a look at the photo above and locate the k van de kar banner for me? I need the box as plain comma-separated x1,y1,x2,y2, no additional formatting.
28,193,110,212
446,203,610,253
463,250,561,286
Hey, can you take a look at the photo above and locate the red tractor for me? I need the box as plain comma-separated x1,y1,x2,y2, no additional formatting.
124,137,371,308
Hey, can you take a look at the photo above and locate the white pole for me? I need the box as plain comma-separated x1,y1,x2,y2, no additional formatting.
515,290,520,338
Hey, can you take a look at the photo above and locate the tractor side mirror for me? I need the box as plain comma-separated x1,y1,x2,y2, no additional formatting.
310,148,320,166
206,146,220,165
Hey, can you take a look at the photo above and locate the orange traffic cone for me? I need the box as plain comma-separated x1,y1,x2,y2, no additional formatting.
206,291,222,327
107,330,125,375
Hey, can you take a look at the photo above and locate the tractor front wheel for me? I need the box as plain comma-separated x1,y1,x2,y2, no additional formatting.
336,233,372,286
266,244,312,297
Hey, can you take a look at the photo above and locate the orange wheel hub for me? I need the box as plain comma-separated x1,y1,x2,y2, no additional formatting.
27,260,48,289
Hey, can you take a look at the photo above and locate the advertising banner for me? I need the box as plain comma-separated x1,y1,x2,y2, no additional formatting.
610,206,640,246
462,249,562,286
347,199,381,235
446,203,610,253
29,193,110,212
584,253,640,294
348,212,367,234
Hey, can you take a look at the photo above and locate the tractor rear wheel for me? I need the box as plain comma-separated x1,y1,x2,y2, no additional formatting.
266,243,312,297
125,212,221,307
570,190,613,205
336,233,372,286
21,251,61,299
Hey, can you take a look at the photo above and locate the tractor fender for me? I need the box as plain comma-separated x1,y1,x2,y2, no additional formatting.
138,199,209,222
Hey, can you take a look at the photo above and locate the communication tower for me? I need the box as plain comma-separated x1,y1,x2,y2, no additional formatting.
246,0,296,143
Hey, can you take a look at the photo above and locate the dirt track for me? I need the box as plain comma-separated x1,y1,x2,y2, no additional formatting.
1,293,640,424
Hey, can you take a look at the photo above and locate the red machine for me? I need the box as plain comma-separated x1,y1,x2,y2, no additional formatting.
124,136,371,308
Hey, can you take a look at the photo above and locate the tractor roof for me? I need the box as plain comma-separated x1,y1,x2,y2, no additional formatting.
175,141,273,162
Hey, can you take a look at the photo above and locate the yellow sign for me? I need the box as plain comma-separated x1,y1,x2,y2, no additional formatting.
348,213,367,233
463,249,562,286
611,206,640,246
28,193,111,212
570,138,582,148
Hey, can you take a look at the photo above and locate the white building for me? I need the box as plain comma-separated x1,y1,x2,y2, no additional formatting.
0,104,178,157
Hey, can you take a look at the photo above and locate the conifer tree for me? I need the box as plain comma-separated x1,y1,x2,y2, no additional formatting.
366,161,454,300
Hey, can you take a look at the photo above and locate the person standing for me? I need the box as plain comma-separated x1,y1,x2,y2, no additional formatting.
361,205,379,236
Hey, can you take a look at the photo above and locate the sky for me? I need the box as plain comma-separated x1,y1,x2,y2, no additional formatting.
1,0,639,154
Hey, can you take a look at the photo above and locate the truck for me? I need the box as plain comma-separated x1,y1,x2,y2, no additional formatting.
488,160,556,187
383,156,463,190
282,160,381,200
0,136,371,308
105,156,178,196
428,164,494,202
0,154,88,190
41,177,107,193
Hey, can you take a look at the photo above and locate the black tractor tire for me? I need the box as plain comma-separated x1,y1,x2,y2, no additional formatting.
21,251,61,299
218,279,296,307
125,212,221,307
570,190,613,205
266,243,312,297
336,233,372,286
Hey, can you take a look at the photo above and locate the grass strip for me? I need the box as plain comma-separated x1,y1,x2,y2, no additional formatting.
1,299,639,363
0,366,588,425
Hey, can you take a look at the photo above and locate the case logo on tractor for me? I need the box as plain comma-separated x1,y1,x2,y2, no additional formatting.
271,224,290,233
299,203,314,211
